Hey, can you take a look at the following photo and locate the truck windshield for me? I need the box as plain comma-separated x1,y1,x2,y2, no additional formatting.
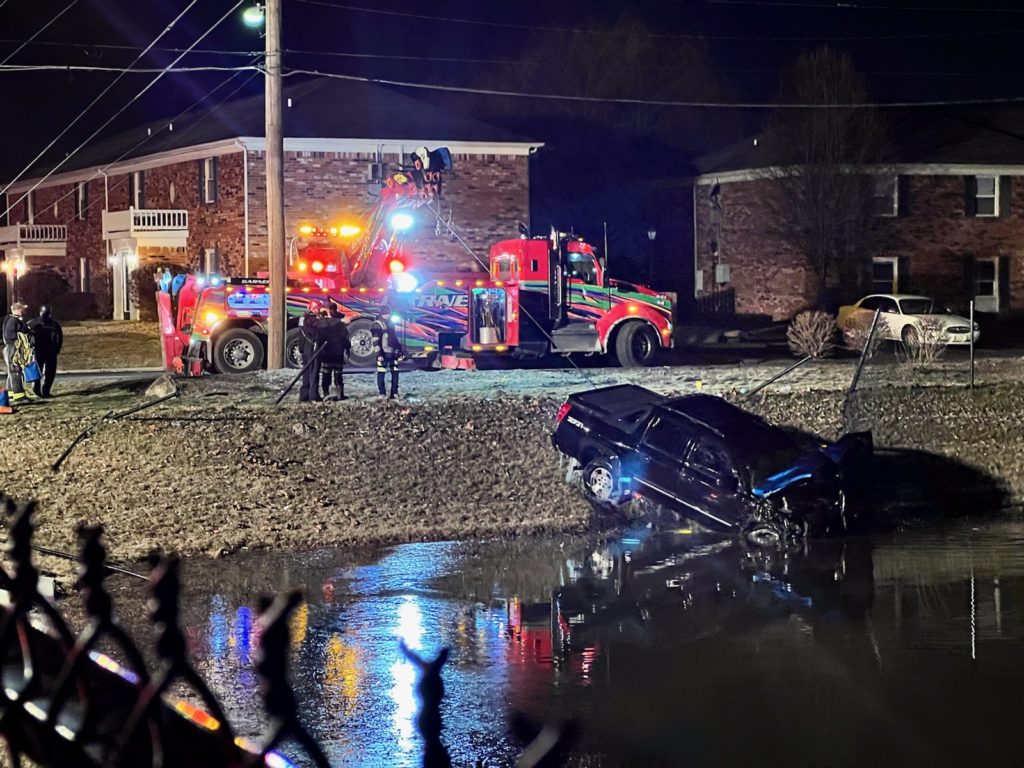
567,254,599,285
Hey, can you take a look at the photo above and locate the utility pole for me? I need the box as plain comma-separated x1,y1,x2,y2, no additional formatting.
265,0,285,368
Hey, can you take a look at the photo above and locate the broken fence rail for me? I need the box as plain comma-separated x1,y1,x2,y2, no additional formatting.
0,494,570,767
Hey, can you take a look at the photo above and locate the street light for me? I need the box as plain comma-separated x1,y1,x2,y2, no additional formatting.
242,3,265,28
646,228,657,287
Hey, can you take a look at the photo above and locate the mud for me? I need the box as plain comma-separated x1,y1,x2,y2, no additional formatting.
2,365,1023,579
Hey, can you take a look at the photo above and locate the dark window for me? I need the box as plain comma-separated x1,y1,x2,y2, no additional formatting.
878,297,899,314
975,259,996,297
859,296,882,311
871,176,898,217
871,259,896,293
686,440,734,482
129,171,146,209
642,416,692,456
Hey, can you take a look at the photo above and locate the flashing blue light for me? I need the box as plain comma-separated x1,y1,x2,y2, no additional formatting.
390,212,414,231
209,274,223,287
195,276,206,288
390,314,402,324
393,272,419,293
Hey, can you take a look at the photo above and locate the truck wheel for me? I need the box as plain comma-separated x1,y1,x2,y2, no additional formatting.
347,318,376,367
580,457,628,513
614,322,658,367
212,327,264,374
285,328,304,369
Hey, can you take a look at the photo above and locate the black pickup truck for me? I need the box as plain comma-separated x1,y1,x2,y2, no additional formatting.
552,385,872,544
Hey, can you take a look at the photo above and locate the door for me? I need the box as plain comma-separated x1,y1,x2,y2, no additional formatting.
679,437,742,528
635,414,695,511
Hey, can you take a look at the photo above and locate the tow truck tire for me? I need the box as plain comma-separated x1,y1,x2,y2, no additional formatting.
580,457,629,513
614,321,658,367
285,328,304,369
347,318,377,367
212,327,264,374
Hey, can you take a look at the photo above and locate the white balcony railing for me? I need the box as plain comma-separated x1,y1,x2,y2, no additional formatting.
0,223,68,247
102,208,188,246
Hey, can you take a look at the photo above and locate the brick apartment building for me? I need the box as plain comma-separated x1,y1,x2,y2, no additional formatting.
692,109,1024,321
0,78,538,318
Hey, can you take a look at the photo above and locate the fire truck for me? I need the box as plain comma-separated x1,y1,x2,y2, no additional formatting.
156,151,674,374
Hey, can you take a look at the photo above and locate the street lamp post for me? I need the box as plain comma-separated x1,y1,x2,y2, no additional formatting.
647,228,657,287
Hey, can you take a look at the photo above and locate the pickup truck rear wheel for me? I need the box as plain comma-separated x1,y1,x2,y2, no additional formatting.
581,457,628,512
212,327,264,374
614,322,658,367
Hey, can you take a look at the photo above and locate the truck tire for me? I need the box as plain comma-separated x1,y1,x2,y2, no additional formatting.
285,327,304,369
212,327,264,374
614,321,658,367
580,457,629,514
347,318,377,367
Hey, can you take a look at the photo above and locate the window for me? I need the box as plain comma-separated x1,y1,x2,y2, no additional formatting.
76,182,89,220
975,259,996,298
860,295,898,313
642,416,692,456
493,254,515,281
872,176,898,217
200,157,218,204
202,247,220,274
871,257,897,293
975,175,998,217
567,253,599,285
686,440,735,484
129,171,145,209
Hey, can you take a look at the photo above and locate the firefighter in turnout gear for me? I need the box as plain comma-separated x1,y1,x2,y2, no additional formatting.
319,304,350,400
298,301,325,402
2,302,32,402
371,306,402,399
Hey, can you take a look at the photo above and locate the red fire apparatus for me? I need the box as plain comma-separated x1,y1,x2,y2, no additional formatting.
156,150,674,374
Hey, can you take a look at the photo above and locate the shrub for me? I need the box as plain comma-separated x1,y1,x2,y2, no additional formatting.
787,310,836,358
14,269,70,311
841,312,885,359
52,292,99,321
897,318,947,367
129,262,175,321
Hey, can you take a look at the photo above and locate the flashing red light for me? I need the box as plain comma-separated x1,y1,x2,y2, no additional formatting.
388,258,405,274
311,260,325,274
555,401,571,425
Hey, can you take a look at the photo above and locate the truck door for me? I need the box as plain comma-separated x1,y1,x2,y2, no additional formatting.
635,414,694,511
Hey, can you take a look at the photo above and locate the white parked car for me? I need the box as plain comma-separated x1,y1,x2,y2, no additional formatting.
836,294,980,346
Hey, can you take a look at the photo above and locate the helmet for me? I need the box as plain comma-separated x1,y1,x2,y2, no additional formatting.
39,305,51,318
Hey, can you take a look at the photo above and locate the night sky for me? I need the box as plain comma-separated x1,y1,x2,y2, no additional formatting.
3,0,1024,276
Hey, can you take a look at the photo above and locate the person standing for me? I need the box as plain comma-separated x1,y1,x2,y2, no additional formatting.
371,306,402,399
2,302,31,402
319,306,350,400
298,301,325,403
28,305,62,398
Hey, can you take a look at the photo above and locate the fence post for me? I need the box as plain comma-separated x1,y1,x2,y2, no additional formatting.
969,300,975,391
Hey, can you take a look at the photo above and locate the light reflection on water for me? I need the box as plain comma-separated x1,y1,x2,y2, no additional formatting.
114,520,1024,767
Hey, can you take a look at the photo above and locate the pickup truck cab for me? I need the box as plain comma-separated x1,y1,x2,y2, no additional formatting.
552,385,871,545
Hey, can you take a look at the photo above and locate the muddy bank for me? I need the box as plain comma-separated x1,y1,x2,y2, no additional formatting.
1,370,1023,573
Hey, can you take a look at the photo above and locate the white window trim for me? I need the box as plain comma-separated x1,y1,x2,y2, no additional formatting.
873,176,898,217
871,256,898,293
202,158,216,204
76,182,87,220
976,175,999,218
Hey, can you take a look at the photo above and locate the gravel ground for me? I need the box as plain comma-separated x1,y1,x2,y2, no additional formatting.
2,356,1024,580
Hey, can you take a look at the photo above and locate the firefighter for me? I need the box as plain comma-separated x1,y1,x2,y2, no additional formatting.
319,305,350,400
371,306,402,399
298,300,325,402
2,302,31,402
28,305,63,398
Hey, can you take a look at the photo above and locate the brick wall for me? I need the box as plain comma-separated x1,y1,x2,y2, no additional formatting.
7,147,530,317
695,173,1024,319
246,151,530,274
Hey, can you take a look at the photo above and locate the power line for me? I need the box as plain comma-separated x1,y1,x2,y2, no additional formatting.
0,38,261,58
1,0,200,198
292,0,1024,42
53,66,261,227
0,64,259,74
3,0,247,221
0,0,78,67
671,0,1024,13
284,66,1024,109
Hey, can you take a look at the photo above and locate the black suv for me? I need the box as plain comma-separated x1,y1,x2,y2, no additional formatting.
552,385,871,544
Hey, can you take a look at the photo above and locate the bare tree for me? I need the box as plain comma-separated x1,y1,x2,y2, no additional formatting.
763,47,890,308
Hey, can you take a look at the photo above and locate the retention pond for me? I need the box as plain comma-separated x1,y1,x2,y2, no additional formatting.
109,520,1024,767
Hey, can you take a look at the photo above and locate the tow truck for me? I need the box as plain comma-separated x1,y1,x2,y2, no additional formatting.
156,150,674,374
